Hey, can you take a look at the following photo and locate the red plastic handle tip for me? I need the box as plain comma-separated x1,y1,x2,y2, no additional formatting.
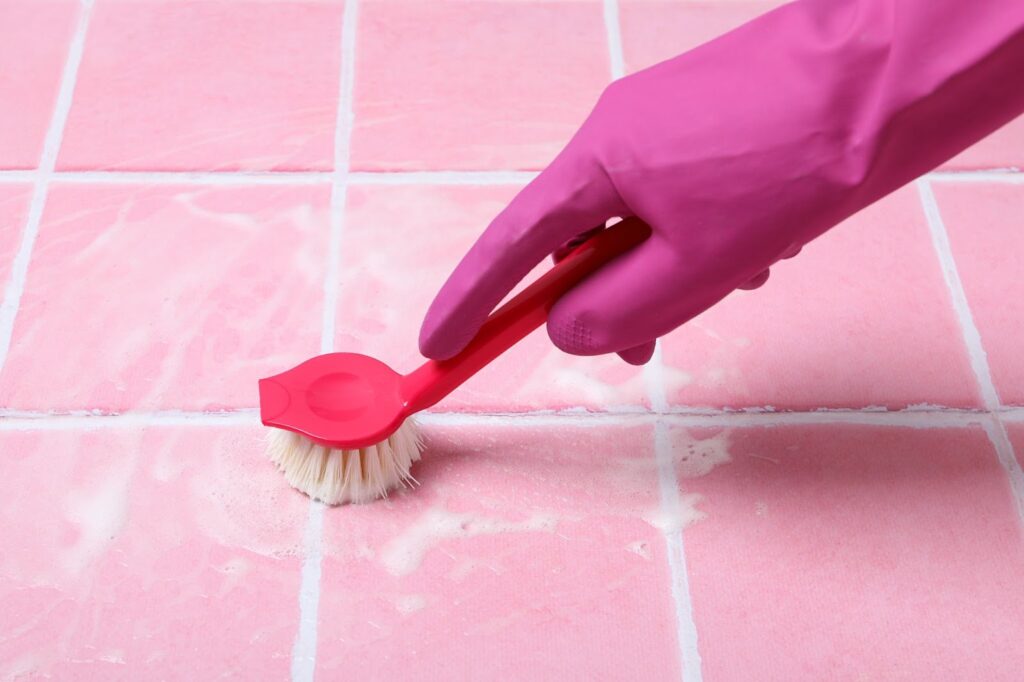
258,378,291,424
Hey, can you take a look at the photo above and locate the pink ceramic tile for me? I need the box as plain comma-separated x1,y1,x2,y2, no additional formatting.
316,422,681,680
0,183,329,412
619,0,786,73
0,426,307,679
671,424,1024,680
932,183,1024,406
0,0,77,169
659,187,978,410
351,0,609,171
0,185,31,301
58,0,343,171
335,185,649,412
944,114,1024,171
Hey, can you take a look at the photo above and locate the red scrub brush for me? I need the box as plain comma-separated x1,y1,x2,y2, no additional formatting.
259,218,650,504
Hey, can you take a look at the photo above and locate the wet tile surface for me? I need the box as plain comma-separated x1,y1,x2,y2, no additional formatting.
620,0,786,74
58,0,344,171
672,424,1024,680
658,189,979,411
350,0,608,170
0,183,329,411
316,422,682,681
0,426,307,679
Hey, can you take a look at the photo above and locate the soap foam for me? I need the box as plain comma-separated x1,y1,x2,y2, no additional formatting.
62,461,133,577
672,431,732,478
380,507,558,576
395,594,427,615
608,430,732,510
626,541,652,559
643,492,707,533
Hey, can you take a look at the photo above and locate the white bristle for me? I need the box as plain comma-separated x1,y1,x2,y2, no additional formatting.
266,421,423,505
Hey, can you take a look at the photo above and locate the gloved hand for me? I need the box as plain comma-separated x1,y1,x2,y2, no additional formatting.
420,0,1024,365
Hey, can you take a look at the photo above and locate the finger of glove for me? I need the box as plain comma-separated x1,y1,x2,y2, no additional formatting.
738,268,771,290
419,150,624,360
546,236,751,357
617,340,657,365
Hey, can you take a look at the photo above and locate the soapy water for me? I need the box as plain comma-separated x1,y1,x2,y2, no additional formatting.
627,541,652,559
394,594,427,615
643,492,707,534
379,506,558,576
369,430,735,575
673,430,732,478
63,465,133,577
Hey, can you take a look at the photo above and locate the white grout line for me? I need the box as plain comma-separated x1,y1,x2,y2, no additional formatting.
292,502,324,682
0,409,258,430
348,170,538,185
50,170,332,185
645,341,669,414
317,192,347,352
0,0,93,377
654,421,703,682
602,0,626,79
0,171,35,183
982,418,1024,526
0,169,537,187
419,405,1014,428
928,169,1023,183
1,167,1020,186
291,1,361,679
918,179,1024,527
645,341,703,680
1,405,1017,432
917,179,1001,410
661,408,993,428
417,410,649,428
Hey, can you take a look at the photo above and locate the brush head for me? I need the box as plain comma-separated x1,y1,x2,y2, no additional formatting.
259,352,422,504
266,420,423,505
259,352,407,449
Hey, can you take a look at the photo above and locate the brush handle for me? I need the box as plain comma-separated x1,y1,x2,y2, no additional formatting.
400,217,651,414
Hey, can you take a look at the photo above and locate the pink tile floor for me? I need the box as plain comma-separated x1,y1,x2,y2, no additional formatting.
1,1,1022,680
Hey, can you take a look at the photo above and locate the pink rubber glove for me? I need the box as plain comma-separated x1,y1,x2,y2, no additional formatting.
421,0,1024,366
